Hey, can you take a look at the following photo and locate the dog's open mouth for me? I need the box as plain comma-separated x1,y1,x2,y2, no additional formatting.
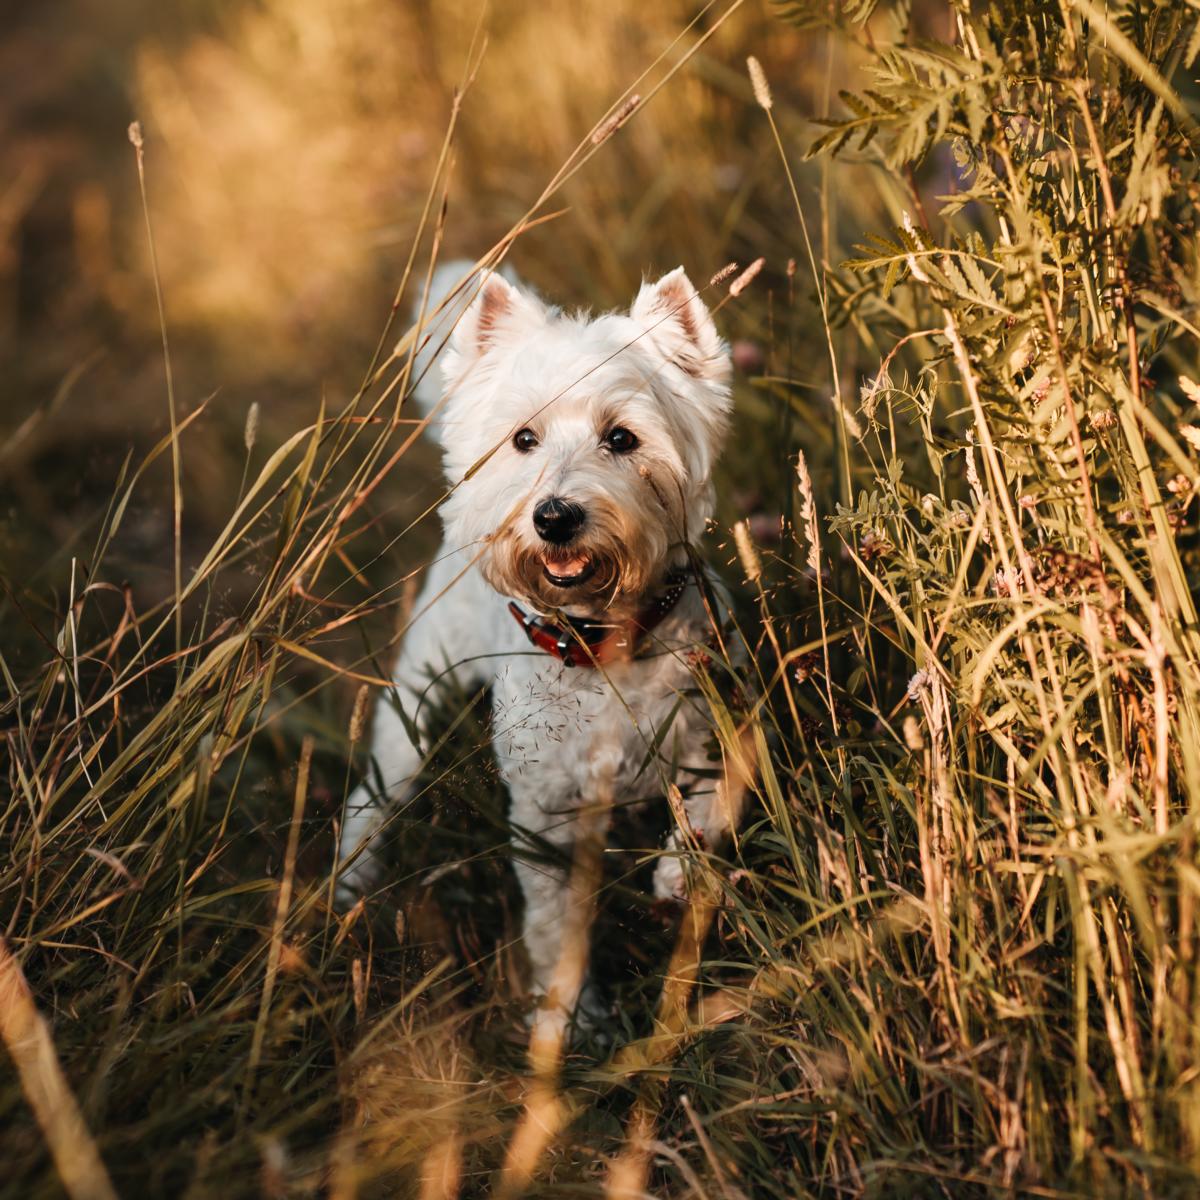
541,551,596,589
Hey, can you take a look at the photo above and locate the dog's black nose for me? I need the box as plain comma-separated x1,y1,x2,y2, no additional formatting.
533,497,586,544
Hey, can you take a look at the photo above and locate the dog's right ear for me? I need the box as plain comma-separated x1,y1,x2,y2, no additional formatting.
448,272,546,361
630,268,729,384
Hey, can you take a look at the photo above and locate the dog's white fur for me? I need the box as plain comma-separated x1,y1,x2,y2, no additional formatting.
337,262,741,1020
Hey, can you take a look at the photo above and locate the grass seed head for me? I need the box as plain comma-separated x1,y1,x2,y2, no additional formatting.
710,261,738,286
591,94,640,145
349,684,370,744
733,520,762,583
747,56,773,110
244,401,260,452
729,257,765,298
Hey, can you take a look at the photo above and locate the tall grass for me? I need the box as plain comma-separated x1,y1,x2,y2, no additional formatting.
5,0,1200,1196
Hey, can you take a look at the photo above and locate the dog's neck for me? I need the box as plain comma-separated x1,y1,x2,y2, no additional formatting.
507,569,691,669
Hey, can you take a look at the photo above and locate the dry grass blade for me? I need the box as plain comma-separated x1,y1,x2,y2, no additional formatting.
0,938,118,1200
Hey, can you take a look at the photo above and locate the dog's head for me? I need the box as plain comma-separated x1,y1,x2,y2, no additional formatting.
433,268,732,618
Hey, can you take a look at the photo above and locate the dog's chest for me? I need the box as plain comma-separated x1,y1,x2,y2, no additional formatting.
489,649,699,803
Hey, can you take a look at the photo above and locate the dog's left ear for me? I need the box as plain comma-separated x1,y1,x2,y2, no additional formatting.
630,268,729,383
450,272,546,361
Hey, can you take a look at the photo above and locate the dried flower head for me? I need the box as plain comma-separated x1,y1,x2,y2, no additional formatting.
1033,546,1104,596
747,56,773,111
1181,426,1200,452
710,262,738,286
1180,375,1200,406
991,568,1026,597
860,529,892,561
792,651,821,684
906,669,931,701
127,120,144,150
1090,409,1118,431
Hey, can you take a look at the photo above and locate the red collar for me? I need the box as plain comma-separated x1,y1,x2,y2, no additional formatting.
508,573,689,668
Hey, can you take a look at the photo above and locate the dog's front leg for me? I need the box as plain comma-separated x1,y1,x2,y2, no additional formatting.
336,554,488,908
510,791,610,1030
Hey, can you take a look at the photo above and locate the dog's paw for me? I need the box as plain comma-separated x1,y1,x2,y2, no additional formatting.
527,983,611,1048
652,853,688,905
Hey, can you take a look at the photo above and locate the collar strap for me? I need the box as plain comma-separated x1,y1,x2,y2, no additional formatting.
508,573,689,668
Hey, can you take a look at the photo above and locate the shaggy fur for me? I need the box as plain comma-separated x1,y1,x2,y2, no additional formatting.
337,262,741,1023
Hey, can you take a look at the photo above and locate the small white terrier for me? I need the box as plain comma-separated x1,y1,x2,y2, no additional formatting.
337,261,742,1021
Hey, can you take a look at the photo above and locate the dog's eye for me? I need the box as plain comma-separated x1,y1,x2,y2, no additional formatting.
603,426,639,454
512,428,539,452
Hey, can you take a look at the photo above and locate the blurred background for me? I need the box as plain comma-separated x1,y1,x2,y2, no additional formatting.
0,0,854,628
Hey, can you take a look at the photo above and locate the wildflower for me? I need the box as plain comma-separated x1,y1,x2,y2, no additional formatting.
792,651,821,683
732,339,764,374
1180,374,1200,405
1032,546,1104,596
1090,409,1118,431
1181,426,1200,451
991,568,1026,597
860,529,892,560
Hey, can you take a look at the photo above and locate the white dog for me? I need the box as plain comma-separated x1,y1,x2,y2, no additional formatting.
337,261,742,1021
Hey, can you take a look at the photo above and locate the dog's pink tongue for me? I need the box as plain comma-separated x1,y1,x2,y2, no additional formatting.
545,552,590,578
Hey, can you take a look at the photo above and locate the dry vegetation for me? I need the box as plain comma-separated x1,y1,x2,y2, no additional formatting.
6,0,1200,1196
